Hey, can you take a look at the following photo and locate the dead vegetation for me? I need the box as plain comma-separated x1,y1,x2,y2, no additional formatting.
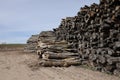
0,44,25,51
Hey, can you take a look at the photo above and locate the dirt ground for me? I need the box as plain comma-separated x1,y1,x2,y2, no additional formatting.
0,50,120,80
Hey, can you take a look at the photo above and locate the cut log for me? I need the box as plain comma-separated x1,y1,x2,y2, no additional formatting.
116,63,120,69
40,60,81,67
98,55,106,64
113,69,120,77
107,57,120,65
42,52,79,60
64,49,78,53
89,53,97,61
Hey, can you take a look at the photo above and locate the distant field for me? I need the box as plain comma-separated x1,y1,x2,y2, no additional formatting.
0,44,26,49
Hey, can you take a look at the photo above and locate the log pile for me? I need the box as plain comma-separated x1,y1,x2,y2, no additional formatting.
25,35,39,53
53,0,120,76
25,0,120,76
36,31,81,67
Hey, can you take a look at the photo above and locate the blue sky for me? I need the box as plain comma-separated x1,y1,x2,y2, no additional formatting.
0,0,99,43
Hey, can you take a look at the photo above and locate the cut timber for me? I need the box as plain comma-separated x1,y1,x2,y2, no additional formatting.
37,50,41,55
113,69,120,77
116,63,120,69
65,49,78,53
40,60,81,67
107,57,120,64
42,52,79,60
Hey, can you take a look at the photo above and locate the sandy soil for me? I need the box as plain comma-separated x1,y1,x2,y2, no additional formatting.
0,50,120,80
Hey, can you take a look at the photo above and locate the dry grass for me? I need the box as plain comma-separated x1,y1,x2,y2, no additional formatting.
0,44,26,51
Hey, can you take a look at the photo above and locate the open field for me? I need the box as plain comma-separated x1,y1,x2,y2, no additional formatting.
0,44,26,51
0,45,120,80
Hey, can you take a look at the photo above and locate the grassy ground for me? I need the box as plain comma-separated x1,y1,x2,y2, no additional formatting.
0,44,26,49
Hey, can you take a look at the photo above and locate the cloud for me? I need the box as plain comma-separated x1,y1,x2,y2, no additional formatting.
0,0,99,43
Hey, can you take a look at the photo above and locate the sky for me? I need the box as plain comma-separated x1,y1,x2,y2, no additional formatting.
0,0,99,44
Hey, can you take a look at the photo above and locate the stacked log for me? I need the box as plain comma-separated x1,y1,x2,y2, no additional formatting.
25,0,120,76
53,0,120,76
36,31,81,67
36,31,56,56
25,35,39,53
